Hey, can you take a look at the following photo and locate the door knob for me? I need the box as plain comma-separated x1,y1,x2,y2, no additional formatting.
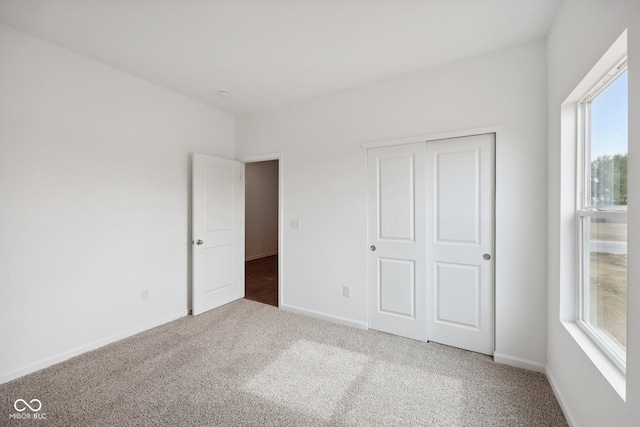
370,245,376,251
483,253,491,260
195,240,204,245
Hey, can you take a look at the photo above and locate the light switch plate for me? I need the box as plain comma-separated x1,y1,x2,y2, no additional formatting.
291,219,301,229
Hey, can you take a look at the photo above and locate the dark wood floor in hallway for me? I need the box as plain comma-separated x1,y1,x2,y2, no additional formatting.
245,255,278,307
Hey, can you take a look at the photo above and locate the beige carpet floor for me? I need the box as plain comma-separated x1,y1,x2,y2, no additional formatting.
1,299,567,426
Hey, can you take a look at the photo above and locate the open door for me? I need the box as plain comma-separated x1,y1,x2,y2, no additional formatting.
192,153,244,316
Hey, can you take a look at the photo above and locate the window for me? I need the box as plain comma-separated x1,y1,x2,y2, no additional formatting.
578,60,628,370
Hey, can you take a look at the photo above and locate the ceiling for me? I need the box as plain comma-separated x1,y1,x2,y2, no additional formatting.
0,0,563,116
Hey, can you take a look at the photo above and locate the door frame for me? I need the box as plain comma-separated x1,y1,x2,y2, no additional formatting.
362,126,500,352
240,152,284,308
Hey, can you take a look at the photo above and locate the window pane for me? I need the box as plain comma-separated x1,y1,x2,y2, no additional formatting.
583,216,627,360
589,70,628,208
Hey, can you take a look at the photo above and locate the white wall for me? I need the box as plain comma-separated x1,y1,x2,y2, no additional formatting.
245,160,279,260
237,40,549,368
547,0,640,425
0,25,235,383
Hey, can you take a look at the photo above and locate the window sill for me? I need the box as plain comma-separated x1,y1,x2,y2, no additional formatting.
562,320,626,400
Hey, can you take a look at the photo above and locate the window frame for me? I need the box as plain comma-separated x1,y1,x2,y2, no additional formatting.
576,59,628,373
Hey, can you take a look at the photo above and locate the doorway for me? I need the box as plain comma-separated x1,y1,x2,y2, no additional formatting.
244,160,279,307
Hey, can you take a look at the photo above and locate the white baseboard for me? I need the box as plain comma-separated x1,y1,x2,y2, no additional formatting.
546,367,577,427
0,310,187,385
245,251,278,261
493,352,546,373
280,303,368,330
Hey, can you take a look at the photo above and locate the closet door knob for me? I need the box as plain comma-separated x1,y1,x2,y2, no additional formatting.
370,245,376,251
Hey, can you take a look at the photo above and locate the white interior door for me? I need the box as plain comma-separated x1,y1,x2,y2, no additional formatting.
426,134,495,355
192,153,244,316
367,142,426,341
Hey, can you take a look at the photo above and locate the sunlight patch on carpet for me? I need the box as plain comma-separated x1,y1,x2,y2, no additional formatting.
243,340,369,420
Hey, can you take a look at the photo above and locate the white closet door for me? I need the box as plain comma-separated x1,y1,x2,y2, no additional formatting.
426,134,495,355
367,142,427,341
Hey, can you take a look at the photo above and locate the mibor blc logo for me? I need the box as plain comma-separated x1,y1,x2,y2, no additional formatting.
9,399,46,420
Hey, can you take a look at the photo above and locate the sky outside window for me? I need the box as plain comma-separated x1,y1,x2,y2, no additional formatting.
590,70,628,159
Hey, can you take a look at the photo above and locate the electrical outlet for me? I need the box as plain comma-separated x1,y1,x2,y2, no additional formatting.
343,285,351,298
142,288,151,301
